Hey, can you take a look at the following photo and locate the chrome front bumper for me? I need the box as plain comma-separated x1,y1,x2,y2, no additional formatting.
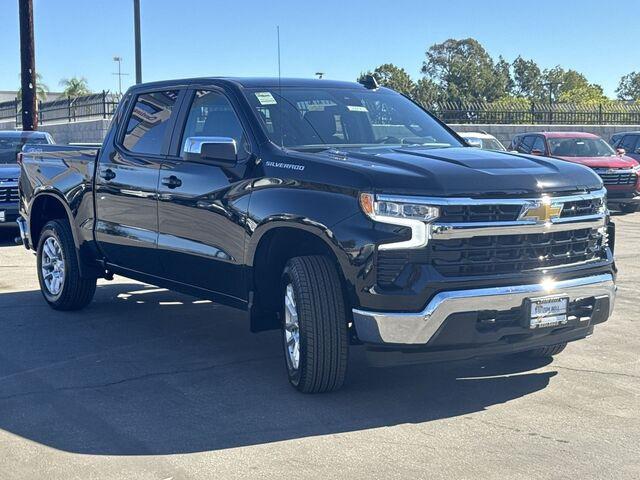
352,274,616,345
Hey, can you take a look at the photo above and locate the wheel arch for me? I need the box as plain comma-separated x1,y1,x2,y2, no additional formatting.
28,192,95,278
247,221,352,332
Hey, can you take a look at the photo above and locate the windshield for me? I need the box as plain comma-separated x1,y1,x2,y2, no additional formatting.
548,137,615,157
0,136,50,164
243,87,463,150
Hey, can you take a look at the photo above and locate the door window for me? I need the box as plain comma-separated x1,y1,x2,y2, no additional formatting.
619,135,639,153
181,90,249,159
122,90,180,154
518,135,536,153
532,136,546,154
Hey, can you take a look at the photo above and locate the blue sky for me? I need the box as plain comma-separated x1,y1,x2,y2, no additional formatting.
0,0,638,96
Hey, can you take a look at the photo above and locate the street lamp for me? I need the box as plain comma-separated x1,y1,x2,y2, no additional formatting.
112,56,124,95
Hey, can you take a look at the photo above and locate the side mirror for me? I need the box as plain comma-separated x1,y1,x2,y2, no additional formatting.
183,136,238,166
530,149,544,156
616,148,626,156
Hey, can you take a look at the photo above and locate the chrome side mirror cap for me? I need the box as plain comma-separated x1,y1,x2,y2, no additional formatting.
183,136,237,166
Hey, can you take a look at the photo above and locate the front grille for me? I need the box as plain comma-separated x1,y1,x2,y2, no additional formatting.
429,228,604,277
377,228,606,286
0,185,19,203
593,168,638,186
439,204,521,223
560,197,605,218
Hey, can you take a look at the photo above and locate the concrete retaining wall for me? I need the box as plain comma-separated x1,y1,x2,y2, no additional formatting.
0,118,111,144
450,124,640,148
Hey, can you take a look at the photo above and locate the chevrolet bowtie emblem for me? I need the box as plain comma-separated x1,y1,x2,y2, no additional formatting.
519,200,563,223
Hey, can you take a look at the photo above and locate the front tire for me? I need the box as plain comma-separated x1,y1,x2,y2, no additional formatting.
37,219,96,310
281,256,349,393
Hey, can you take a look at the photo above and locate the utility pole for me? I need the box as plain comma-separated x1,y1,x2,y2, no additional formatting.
18,0,37,130
133,0,142,84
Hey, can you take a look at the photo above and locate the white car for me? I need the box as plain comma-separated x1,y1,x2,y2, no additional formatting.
459,131,506,151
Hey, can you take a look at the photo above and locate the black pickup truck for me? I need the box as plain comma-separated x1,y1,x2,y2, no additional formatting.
18,77,617,393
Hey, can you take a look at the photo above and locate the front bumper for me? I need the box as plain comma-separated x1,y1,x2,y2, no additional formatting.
607,194,640,205
353,273,615,345
0,203,19,225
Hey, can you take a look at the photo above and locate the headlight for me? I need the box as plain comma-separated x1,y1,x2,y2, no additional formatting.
359,193,440,250
359,193,440,222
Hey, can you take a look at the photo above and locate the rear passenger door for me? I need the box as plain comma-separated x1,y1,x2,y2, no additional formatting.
95,88,183,275
156,87,254,304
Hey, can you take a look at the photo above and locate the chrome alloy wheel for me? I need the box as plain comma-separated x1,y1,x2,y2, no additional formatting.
41,236,65,296
284,283,300,371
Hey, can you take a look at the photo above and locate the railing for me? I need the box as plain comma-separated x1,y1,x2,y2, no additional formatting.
429,100,640,125
2,93,640,126
0,91,120,125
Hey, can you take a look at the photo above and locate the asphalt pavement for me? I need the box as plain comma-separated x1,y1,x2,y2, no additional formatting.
0,213,638,480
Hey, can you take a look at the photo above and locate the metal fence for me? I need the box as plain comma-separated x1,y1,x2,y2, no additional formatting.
431,101,640,125
0,91,120,126
2,93,640,126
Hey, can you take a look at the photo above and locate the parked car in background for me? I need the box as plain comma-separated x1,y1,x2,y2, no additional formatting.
509,132,640,213
610,131,640,162
0,131,54,228
459,131,506,151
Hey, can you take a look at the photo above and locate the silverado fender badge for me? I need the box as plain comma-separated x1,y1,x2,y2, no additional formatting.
264,161,305,171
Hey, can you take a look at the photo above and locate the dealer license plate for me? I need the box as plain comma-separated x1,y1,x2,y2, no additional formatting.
528,295,569,329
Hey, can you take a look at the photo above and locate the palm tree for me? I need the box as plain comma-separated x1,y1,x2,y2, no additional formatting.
16,73,49,102
59,77,91,98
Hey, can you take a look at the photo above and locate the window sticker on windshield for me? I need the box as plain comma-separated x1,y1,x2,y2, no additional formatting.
255,92,277,105
347,105,368,113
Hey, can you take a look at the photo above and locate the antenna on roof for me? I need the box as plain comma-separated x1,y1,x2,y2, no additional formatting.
277,25,284,148
359,74,379,90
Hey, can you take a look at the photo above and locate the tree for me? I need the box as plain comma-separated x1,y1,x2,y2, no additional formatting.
17,72,48,101
421,38,509,102
359,64,416,97
413,78,443,108
512,56,543,100
542,67,607,103
59,77,91,98
616,72,640,101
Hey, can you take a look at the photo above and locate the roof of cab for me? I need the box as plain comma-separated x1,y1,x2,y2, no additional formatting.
127,77,383,91
537,132,601,139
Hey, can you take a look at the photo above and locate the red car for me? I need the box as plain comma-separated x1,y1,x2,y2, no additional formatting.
509,132,640,212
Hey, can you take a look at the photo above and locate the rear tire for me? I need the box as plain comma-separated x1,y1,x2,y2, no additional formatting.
281,255,349,393
37,219,96,311
519,342,567,359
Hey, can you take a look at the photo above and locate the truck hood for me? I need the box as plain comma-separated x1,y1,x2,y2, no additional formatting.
313,146,603,197
0,164,20,181
554,155,639,169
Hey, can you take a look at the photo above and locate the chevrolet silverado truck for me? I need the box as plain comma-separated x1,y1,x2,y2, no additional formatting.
18,78,617,393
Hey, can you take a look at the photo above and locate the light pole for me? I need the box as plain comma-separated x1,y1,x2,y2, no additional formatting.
112,56,129,95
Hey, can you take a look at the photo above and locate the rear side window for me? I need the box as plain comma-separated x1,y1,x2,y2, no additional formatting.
122,90,179,154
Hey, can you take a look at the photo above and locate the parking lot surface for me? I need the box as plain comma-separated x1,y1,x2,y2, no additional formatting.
0,213,638,480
